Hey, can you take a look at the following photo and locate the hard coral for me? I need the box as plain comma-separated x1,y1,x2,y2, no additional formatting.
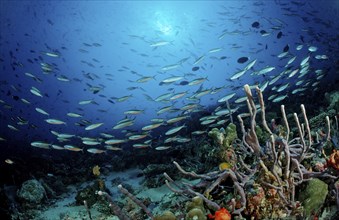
208,128,225,146
186,196,207,220
208,123,238,165
186,208,206,220
224,123,237,148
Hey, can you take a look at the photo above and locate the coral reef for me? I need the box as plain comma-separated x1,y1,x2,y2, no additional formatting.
8,85,339,220
164,84,339,219
25,85,335,220
325,90,339,112
75,180,105,207
309,109,337,129
143,164,174,188
97,184,154,220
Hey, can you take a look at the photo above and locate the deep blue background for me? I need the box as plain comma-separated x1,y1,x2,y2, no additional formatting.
0,0,338,153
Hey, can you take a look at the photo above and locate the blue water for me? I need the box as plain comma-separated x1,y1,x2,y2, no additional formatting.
0,0,338,153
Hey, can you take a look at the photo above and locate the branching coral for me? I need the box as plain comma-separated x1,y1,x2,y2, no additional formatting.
164,84,339,219
164,161,249,216
97,184,154,220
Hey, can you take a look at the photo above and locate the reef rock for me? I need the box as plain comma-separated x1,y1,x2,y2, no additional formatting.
17,179,46,205
75,180,104,207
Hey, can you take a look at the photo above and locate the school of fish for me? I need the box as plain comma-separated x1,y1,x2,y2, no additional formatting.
0,1,338,158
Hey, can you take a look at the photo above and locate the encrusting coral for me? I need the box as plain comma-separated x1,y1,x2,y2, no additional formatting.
298,178,328,218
